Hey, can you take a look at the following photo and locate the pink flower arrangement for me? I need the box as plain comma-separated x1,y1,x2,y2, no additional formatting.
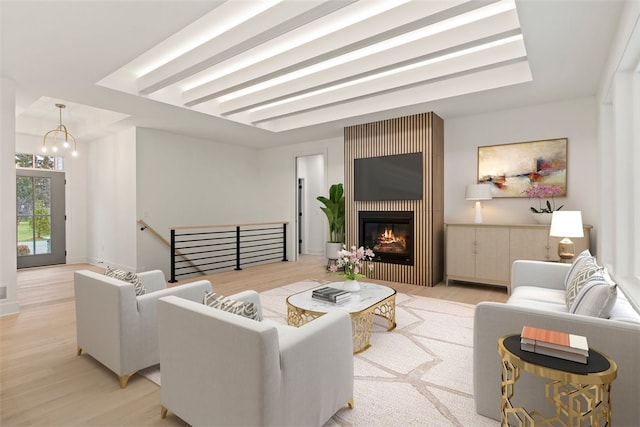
523,183,564,213
330,245,375,280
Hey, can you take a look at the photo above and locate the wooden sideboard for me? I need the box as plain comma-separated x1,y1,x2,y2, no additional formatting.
445,223,592,293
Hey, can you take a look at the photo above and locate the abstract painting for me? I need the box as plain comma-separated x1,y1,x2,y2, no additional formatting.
477,138,567,198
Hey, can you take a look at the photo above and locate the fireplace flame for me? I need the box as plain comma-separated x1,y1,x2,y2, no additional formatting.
375,228,407,252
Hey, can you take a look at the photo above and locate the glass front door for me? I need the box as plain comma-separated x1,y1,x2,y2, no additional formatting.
16,169,66,268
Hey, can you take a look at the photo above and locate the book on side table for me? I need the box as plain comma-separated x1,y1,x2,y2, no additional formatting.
520,325,589,364
312,286,351,304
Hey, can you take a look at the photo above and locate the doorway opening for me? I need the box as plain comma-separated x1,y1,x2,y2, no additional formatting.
295,154,325,260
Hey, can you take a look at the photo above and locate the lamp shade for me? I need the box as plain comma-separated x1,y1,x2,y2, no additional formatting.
549,211,584,238
465,184,493,201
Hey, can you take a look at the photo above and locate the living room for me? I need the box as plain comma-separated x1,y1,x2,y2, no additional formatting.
1,0,639,425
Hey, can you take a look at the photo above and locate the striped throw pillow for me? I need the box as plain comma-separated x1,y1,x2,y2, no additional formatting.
105,266,147,296
203,292,261,321
570,270,618,318
565,256,602,310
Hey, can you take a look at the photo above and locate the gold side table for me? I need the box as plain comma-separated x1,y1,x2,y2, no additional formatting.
498,335,617,427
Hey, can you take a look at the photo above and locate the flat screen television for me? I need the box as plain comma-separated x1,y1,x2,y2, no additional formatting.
354,152,423,201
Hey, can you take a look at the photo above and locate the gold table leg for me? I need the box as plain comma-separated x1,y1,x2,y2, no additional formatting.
374,295,396,331
501,359,536,427
286,294,396,354
545,381,612,426
500,358,613,427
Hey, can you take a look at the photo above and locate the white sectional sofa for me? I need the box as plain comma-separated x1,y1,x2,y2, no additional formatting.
473,259,640,426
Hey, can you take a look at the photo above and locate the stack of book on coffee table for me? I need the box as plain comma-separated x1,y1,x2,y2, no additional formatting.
312,287,351,304
520,326,589,364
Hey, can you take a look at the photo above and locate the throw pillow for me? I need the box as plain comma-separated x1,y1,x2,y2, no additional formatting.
563,249,592,289
203,291,261,321
105,266,147,296
570,270,618,318
565,256,602,309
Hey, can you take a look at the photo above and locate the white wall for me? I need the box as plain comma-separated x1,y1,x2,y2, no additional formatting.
444,97,600,252
258,136,344,260
296,154,324,256
85,128,137,271
0,77,18,315
134,130,344,275
135,128,261,276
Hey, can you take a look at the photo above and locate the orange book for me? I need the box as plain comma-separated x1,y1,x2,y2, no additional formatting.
521,326,588,356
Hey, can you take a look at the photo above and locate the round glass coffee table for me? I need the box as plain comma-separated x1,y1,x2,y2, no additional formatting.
286,282,396,353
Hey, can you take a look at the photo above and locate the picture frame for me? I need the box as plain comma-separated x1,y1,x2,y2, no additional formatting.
477,138,567,198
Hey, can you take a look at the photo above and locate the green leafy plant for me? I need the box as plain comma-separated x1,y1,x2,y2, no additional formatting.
30,200,51,239
316,183,345,243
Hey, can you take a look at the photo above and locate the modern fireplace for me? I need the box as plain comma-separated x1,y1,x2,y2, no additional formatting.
359,211,414,265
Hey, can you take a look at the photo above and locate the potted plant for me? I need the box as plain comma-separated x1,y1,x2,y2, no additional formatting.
330,245,375,291
523,183,564,224
316,183,345,260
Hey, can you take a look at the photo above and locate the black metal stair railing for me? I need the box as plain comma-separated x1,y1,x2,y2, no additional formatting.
169,222,288,282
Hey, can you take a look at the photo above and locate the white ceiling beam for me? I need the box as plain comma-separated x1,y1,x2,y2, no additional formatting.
253,60,532,132
248,38,527,123
182,0,473,106
113,0,227,80
219,10,520,115
137,0,355,95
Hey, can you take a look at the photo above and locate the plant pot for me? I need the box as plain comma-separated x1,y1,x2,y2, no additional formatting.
531,212,553,225
325,242,342,260
343,279,360,292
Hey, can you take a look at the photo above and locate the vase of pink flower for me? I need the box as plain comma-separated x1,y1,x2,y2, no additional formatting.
523,183,564,224
330,245,375,292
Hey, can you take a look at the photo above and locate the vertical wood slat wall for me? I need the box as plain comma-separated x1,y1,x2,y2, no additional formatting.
344,112,444,286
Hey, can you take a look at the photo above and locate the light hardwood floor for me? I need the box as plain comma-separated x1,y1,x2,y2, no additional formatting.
1,256,507,426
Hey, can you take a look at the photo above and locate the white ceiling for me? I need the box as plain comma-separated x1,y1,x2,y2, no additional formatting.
1,0,625,149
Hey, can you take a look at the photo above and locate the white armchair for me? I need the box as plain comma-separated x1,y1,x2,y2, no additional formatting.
74,270,212,388
157,292,354,426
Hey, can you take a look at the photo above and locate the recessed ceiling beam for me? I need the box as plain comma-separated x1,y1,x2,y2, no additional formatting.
98,0,531,134
219,16,521,115
137,0,356,95
248,39,527,123
181,0,474,106
252,60,532,132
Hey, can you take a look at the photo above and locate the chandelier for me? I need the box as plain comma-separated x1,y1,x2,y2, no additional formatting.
42,103,78,157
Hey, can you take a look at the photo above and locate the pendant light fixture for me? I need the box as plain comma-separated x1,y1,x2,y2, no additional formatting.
42,103,78,157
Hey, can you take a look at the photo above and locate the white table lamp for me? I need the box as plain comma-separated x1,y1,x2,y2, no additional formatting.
465,184,492,223
549,211,584,262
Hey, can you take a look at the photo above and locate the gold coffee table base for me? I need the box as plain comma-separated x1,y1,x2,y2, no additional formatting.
287,288,396,354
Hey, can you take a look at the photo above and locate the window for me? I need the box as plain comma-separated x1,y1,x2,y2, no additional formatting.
15,153,64,171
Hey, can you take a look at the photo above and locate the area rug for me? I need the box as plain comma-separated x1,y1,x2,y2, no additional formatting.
140,280,498,427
